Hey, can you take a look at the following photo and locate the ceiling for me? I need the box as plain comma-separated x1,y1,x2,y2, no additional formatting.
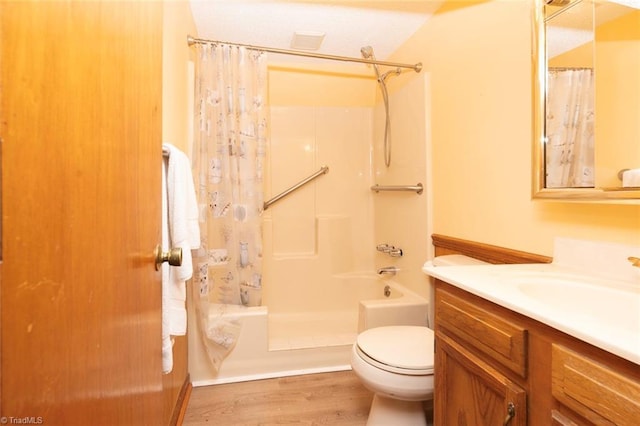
546,0,639,58
188,1,446,68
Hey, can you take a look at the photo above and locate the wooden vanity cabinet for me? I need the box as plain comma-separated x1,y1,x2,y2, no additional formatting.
435,331,527,425
434,279,640,426
434,283,528,425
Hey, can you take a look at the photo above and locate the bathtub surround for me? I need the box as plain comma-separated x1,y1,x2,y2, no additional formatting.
189,274,427,385
191,43,268,370
187,49,432,380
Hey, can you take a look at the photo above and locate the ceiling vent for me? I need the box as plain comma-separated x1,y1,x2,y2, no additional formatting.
290,31,325,51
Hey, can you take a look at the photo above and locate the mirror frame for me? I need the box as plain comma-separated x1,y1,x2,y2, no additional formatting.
531,0,640,203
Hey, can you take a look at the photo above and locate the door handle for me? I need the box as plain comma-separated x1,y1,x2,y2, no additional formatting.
154,245,182,270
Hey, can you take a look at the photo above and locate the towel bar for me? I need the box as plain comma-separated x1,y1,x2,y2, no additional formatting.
371,183,423,195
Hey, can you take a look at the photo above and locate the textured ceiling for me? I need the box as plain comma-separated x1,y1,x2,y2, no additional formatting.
546,0,638,58
188,1,445,68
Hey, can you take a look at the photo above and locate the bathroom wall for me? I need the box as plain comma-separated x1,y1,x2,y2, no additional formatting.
163,0,196,155
386,0,639,257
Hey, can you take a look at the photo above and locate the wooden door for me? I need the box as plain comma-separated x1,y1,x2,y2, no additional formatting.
435,332,527,426
0,2,164,424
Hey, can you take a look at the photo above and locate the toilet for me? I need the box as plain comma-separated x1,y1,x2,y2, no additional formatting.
351,325,434,425
351,255,488,425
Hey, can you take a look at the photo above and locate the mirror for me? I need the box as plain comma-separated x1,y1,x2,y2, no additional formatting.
532,0,640,202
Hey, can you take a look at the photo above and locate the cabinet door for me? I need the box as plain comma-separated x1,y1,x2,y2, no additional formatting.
435,331,527,426
552,344,640,426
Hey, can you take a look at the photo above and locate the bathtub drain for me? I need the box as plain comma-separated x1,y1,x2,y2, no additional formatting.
384,285,391,297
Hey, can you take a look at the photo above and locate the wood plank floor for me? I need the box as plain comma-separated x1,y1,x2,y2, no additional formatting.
182,370,374,425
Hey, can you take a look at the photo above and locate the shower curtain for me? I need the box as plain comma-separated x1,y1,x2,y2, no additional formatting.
545,68,595,188
192,43,268,369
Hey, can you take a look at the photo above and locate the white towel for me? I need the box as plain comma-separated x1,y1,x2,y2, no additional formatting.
622,168,640,188
161,143,201,373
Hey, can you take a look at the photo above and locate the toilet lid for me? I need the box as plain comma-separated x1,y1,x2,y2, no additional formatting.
356,326,434,372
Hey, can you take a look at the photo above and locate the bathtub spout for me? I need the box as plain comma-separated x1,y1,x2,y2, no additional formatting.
377,266,398,276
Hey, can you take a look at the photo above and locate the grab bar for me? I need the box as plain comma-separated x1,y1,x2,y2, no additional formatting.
371,183,423,195
263,166,329,210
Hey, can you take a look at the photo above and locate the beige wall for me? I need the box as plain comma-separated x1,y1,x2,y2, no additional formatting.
269,64,376,107
386,0,639,257
163,0,197,153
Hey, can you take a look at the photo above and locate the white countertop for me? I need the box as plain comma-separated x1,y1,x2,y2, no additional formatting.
423,262,640,365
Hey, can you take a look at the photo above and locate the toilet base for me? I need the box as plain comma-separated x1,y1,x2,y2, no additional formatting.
366,394,427,426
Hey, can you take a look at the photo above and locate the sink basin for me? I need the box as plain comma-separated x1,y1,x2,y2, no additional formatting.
514,275,640,334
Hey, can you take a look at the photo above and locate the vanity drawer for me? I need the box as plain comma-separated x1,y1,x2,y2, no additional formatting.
551,344,640,426
435,288,527,378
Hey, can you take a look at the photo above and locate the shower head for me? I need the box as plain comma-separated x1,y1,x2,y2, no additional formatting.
360,46,375,60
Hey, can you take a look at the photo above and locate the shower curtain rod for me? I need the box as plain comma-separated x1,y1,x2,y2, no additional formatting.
187,36,422,73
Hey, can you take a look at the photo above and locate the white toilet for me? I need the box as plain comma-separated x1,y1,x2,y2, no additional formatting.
351,325,434,425
351,255,488,425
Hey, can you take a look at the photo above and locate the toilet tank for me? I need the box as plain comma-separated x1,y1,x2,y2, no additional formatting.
423,254,489,327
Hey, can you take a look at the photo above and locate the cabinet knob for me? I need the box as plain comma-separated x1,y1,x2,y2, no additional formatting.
503,402,516,426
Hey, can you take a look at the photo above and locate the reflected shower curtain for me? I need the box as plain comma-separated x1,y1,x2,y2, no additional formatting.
545,68,595,188
192,43,267,369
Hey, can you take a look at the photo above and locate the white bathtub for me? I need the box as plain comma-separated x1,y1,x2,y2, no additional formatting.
189,273,429,386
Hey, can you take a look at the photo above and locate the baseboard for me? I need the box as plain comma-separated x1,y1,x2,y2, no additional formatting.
172,374,192,426
192,365,352,387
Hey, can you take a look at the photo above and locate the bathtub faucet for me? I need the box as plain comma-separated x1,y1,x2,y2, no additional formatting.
377,266,398,276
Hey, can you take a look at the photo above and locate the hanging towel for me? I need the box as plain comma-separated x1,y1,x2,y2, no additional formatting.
161,143,200,373
622,168,640,188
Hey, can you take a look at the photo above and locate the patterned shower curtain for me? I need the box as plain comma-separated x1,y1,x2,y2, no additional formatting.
545,68,595,188
192,43,268,368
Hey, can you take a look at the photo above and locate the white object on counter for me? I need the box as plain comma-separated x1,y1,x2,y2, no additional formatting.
423,254,489,328
622,168,640,188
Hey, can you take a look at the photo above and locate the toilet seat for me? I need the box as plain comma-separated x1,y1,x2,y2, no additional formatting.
356,326,434,376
